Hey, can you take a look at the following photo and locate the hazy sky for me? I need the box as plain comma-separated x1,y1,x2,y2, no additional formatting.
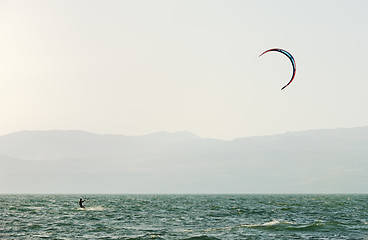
1,0,367,140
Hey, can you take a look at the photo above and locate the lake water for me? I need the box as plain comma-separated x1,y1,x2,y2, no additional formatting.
1,194,368,239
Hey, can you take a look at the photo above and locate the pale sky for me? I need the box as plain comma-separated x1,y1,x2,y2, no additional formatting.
1,0,367,140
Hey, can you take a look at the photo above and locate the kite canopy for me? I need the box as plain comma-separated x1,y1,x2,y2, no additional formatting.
259,48,296,90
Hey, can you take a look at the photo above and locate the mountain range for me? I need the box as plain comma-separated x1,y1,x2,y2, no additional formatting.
1,127,368,193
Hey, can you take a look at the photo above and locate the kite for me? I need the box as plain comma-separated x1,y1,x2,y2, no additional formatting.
259,48,296,90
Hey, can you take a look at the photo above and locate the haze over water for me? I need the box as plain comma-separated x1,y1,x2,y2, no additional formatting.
2,194,368,239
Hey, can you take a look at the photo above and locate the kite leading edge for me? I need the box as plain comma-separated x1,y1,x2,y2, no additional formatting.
259,48,296,90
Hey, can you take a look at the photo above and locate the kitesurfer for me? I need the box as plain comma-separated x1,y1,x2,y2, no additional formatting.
79,198,86,208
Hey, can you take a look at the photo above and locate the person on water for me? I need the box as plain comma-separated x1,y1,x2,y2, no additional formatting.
79,198,86,208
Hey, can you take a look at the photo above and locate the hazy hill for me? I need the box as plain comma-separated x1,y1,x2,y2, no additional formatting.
0,130,201,161
1,127,367,193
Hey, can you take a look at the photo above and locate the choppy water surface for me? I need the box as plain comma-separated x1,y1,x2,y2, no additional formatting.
1,194,368,239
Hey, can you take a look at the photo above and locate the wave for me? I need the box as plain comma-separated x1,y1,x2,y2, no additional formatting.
183,236,221,240
200,220,292,233
239,219,348,232
76,205,105,211
125,234,220,240
203,219,348,234
86,206,105,211
23,206,45,211
239,219,295,228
